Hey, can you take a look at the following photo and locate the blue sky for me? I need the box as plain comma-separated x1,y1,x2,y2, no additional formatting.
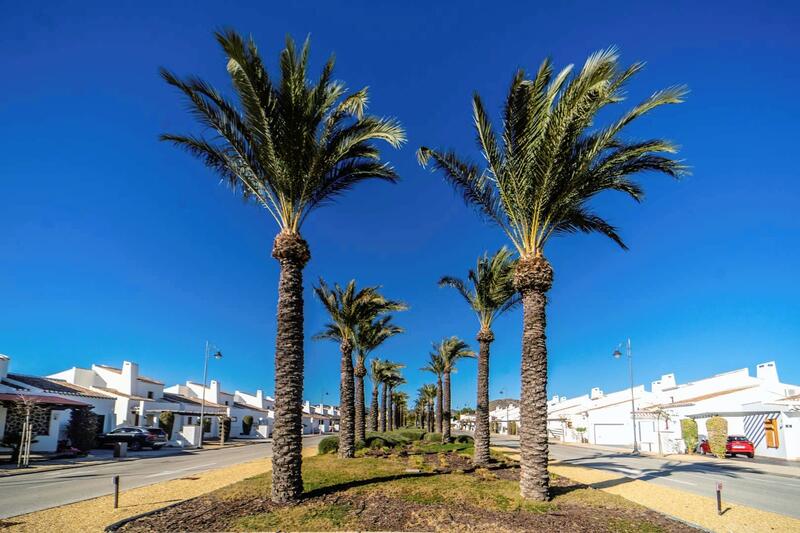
1,1,799,410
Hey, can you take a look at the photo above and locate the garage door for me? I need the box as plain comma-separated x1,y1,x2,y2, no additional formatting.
593,423,627,445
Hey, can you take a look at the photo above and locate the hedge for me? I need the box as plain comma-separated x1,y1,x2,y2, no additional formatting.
681,419,698,454
423,432,443,442
707,416,728,459
318,436,339,454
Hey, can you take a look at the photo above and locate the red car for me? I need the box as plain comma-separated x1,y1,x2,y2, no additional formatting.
699,435,755,458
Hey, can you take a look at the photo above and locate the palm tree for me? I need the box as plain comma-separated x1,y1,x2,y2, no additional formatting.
435,337,475,442
419,384,438,432
393,391,409,427
439,248,518,464
161,31,404,504
355,317,404,441
418,49,685,500
373,360,402,432
384,374,406,431
313,280,404,458
421,352,446,433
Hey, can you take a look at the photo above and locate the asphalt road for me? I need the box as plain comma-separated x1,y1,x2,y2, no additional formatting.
0,435,325,519
492,436,800,519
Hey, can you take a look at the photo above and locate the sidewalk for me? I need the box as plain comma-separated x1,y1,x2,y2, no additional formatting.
0,439,262,478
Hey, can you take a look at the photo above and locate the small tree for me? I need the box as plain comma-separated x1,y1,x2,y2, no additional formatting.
67,407,98,453
575,427,587,443
158,411,175,439
707,416,728,459
242,415,254,435
508,420,518,436
681,418,699,454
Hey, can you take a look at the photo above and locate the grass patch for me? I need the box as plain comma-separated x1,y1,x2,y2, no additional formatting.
121,444,697,533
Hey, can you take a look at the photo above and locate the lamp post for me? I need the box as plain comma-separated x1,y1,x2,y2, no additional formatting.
613,338,638,454
498,388,510,435
198,341,222,449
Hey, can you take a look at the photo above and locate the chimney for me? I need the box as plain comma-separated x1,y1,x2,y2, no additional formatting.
209,380,220,403
756,362,778,382
256,389,264,405
551,394,560,403
0,354,9,380
303,400,311,413
560,396,566,402
590,387,604,400
120,361,139,395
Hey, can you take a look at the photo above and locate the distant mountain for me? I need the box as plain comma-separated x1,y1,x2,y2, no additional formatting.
489,398,519,410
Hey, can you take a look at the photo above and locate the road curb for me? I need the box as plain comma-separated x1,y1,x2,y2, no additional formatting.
0,440,265,478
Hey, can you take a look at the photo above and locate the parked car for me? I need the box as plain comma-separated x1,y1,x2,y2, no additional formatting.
97,427,168,451
699,435,755,458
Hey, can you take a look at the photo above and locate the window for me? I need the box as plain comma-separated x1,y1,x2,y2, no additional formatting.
147,391,154,399
186,417,193,425
765,419,780,448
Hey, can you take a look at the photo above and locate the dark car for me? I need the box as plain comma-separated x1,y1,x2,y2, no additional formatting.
699,435,755,458
97,427,168,451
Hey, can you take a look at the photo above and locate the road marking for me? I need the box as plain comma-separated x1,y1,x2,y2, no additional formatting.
42,469,98,478
143,462,217,478
661,477,696,486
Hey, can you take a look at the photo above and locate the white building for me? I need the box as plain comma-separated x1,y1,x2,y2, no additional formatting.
547,360,800,460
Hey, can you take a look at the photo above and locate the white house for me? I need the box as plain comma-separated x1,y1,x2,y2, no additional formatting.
490,403,521,435
1,354,108,453
547,360,800,460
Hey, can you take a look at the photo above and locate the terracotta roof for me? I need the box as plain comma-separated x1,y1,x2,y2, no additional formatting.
233,402,270,413
94,365,163,385
1,379,27,390
92,386,152,401
161,392,228,410
7,374,113,399
781,393,800,401
654,385,759,408
0,393,90,407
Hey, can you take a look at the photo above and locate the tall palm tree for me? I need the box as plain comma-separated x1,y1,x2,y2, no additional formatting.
393,391,409,428
162,31,404,504
384,374,406,431
355,317,404,441
313,280,404,458
419,384,438,432
418,49,685,500
439,248,518,464
374,360,402,432
435,337,475,442
421,352,446,433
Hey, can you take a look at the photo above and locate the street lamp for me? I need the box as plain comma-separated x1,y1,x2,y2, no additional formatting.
613,338,639,454
498,388,510,435
198,341,222,449
318,391,329,434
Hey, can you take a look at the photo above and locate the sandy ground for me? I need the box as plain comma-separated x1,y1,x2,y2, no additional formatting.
0,447,317,533
548,460,800,533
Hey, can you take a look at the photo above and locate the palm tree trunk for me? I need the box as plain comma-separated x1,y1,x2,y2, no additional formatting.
380,382,387,432
435,376,443,434
442,371,452,442
354,369,366,443
474,328,494,466
427,402,434,432
515,256,553,501
270,232,310,504
338,340,355,458
369,382,379,432
387,386,394,431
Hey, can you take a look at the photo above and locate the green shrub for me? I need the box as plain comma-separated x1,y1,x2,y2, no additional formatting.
68,407,98,452
394,429,425,441
454,435,474,444
424,432,443,442
242,415,254,435
707,416,728,459
158,411,175,438
681,419,698,454
318,436,339,454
